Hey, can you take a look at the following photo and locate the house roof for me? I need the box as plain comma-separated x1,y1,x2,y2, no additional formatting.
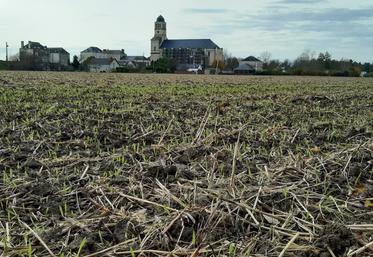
24,41,47,49
88,58,118,65
125,56,149,61
234,63,255,71
81,47,102,53
103,49,125,55
118,60,136,66
242,56,261,62
160,39,220,49
49,48,69,55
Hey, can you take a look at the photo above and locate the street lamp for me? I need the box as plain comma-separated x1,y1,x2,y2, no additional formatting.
6,42,9,62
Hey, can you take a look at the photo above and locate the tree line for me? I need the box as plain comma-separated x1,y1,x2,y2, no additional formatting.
224,50,373,77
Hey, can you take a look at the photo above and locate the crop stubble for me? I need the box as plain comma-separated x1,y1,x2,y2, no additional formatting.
0,71,373,256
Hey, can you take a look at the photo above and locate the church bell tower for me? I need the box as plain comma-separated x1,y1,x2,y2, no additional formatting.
151,15,167,62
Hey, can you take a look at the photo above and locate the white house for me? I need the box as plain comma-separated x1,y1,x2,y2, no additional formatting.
87,58,120,72
240,56,263,71
234,56,263,74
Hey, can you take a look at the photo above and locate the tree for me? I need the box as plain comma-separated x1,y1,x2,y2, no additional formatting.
363,62,371,72
265,60,280,72
212,59,225,70
72,55,80,70
260,51,272,64
224,57,239,71
152,58,176,73
280,59,291,72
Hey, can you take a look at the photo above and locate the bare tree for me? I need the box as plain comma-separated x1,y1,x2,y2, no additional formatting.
260,51,272,64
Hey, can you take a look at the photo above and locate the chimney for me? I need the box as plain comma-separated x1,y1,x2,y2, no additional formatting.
28,41,31,48
21,41,24,48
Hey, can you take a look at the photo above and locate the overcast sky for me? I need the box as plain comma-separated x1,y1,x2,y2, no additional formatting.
1,0,372,62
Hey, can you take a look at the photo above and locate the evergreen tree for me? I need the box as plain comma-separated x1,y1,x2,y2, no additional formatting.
72,55,80,70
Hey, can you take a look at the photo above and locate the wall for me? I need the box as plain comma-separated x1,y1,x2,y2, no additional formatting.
60,54,70,66
88,61,120,72
49,53,60,64
206,49,224,67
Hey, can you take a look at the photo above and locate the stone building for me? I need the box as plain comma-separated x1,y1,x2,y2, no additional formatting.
19,41,70,70
80,47,126,63
49,48,70,67
150,15,224,71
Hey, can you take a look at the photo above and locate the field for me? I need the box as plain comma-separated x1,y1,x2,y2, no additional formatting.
0,71,372,257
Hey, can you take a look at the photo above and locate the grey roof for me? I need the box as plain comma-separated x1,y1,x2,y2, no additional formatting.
234,63,255,71
103,49,125,55
156,15,165,22
242,56,261,62
49,48,69,55
88,58,118,65
118,60,136,66
125,56,149,61
24,41,46,49
160,39,220,49
81,47,102,53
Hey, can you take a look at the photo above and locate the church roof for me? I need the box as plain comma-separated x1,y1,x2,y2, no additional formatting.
242,56,261,62
160,39,220,49
157,15,165,22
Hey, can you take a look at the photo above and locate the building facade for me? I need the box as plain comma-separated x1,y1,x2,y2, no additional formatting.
80,47,126,63
49,48,70,67
119,56,151,70
234,56,263,74
19,41,70,70
150,15,224,71
239,56,263,71
86,58,120,72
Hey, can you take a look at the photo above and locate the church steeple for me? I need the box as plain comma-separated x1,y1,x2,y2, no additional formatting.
154,15,167,41
151,15,167,62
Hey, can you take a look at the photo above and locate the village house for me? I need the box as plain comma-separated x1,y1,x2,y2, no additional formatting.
48,48,70,67
234,56,263,74
19,41,70,70
86,58,120,72
150,15,224,73
80,47,126,63
122,56,150,69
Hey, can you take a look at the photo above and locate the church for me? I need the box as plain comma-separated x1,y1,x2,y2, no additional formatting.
150,15,224,71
